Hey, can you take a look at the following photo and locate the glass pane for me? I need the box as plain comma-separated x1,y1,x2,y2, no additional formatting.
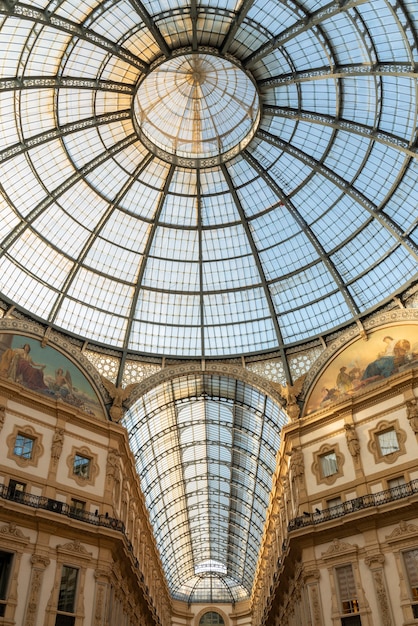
57,566,78,613
13,434,34,459
73,455,90,478
320,452,338,477
377,429,399,455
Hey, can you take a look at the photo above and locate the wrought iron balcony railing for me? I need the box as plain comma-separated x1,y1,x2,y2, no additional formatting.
0,482,125,531
288,478,418,531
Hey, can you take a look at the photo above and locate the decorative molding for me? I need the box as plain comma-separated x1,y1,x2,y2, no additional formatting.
67,445,99,487
0,522,29,543
6,423,44,468
127,361,285,408
385,520,418,543
322,538,358,559
312,443,345,486
57,539,92,561
367,419,407,465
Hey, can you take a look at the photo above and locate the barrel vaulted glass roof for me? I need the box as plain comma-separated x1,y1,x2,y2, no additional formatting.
123,374,287,602
1,0,418,606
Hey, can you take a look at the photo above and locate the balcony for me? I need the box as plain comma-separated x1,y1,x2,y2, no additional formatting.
288,478,418,531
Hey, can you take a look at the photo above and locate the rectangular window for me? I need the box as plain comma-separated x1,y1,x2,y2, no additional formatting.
7,479,26,501
55,565,78,626
73,455,90,478
320,451,338,477
377,429,399,456
13,433,34,459
70,499,86,518
336,564,359,615
0,552,13,617
403,548,418,616
388,476,406,498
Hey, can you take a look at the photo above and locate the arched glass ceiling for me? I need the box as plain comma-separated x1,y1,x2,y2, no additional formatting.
0,0,417,363
123,374,287,603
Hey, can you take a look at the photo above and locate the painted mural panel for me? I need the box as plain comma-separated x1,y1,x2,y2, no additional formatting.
305,324,418,415
0,333,104,418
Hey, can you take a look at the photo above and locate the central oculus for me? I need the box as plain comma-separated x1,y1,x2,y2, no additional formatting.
133,52,260,167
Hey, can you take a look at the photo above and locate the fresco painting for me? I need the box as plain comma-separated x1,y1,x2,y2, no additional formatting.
0,333,104,418
305,324,418,415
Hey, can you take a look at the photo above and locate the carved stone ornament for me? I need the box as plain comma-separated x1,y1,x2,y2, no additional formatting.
0,522,29,542
57,539,92,561
385,520,418,543
322,538,358,559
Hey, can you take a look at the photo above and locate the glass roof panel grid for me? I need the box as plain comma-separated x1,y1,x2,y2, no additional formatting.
247,0,297,33
159,194,198,227
330,221,398,281
278,292,352,341
92,89,132,117
67,268,133,315
0,256,59,318
384,163,418,233
282,33,329,71
57,88,96,125
339,76,377,126
142,256,200,290
54,298,127,345
310,198,369,252
202,288,271,326
0,164,49,219
0,21,33,76
194,13,232,50
157,13,193,49
357,3,411,62
99,55,140,83
201,192,241,225
149,226,199,261
234,177,280,218
291,176,343,224
270,264,339,312
353,144,409,206
202,255,262,291
348,246,417,309
24,28,69,75
31,207,91,261
54,0,95,22
323,132,371,182
260,233,320,278
61,41,110,79
286,121,335,161
83,238,141,281
204,318,279,356
226,21,269,60
7,230,72,290
379,75,417,138
87,0,144,39
0,92,19,147
62,127,109,166
265,82,300,109
130,319,202,356
320,13,371,65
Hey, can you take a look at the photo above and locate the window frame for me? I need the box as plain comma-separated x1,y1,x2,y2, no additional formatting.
312,443,344,485
368,419,406,464
6,424,43,468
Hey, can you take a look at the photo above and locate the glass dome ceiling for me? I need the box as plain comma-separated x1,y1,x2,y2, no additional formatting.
0,0,417,362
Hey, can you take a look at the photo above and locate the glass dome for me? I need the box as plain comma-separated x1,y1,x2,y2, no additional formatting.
0,0,416,362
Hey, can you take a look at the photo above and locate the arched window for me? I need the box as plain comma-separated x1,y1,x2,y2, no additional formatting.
199,612,225,626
